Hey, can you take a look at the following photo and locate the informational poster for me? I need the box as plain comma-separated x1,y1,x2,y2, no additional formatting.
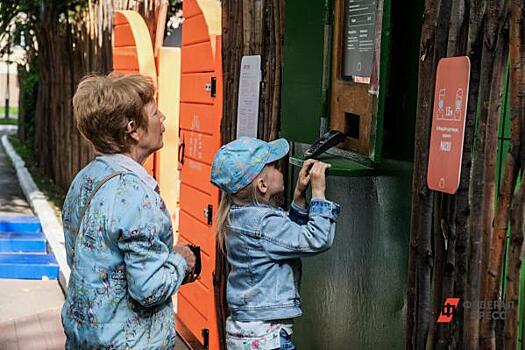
427,56,471,194
236,55,261,138
343,0,377,77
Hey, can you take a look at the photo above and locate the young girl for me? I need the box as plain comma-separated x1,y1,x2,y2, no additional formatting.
211,137,340,350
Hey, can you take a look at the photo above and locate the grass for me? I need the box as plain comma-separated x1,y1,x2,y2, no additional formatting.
0,106,19,117
0,118,17,125
7,135,65,217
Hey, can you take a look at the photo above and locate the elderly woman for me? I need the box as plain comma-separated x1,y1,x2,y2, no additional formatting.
61,74,196,349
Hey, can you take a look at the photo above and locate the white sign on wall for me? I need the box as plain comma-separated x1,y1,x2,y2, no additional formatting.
236,55,261,138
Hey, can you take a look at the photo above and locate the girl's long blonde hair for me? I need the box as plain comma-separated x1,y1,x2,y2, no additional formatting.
216,163,280,253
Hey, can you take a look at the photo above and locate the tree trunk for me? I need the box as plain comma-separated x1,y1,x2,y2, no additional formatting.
503,178,525,349
478,4,511,349
220,1,285,348
502,0,525,347
407,0,450,347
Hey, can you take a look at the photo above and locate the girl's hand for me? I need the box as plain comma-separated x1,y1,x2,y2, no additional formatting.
310,161,331,200
294,159,317,207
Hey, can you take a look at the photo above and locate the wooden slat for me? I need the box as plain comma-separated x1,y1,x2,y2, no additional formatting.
182,15,210,46
114,24,136,47
180,159,213,196
112,69,140,75
179,280,212,322
113,47,139,71
180,130,217,165
181,41,214,73
180,73,216,105
178,296,208,345
114,12,128,25
180,103,217,135
179,183,211,226
144,154,155,177
179,209,214,257
182,0,202,19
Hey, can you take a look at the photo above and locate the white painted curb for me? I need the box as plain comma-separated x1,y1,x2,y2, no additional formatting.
0,125,17,134
1,134,70,291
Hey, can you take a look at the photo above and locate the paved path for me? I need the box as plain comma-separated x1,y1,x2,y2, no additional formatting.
0,128,32,216
0,127,67,349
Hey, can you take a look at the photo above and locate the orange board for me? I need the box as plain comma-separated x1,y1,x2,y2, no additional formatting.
177,0,222,349
427,56,470,194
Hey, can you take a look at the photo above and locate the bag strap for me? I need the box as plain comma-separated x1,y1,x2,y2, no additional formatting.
76,171,124,237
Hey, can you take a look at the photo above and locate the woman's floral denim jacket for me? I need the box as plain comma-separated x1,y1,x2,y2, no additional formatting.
61,156,188,349
225,198,340,322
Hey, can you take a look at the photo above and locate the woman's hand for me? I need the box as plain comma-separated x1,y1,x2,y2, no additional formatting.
309,161,331,200
174,244,196,281
293,159,317,207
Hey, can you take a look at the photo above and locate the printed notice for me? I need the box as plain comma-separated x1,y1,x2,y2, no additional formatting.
236,55,261,138
343,0,377,77
427,56,471,194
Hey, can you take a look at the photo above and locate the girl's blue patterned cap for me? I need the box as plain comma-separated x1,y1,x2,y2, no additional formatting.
210,137,289,194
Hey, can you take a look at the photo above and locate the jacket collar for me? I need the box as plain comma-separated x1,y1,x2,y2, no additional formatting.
99,153,158,192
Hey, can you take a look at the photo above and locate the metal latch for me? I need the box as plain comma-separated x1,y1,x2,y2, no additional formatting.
203,205,213,225
202,328,209,349
204,77,217,97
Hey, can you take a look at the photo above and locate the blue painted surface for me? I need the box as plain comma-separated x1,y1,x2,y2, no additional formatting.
0,216,59,280
0,253,59,279
0,216,42,233
0,231,47,252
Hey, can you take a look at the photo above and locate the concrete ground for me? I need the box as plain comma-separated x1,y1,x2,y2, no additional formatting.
0,127,67,349
0,128,32,216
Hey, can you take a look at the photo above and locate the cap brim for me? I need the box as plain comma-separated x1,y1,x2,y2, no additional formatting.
266,138,290,163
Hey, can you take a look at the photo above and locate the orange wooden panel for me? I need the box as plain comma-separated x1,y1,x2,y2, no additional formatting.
181,41,214,73
182,14,210,46
179,183,211,226
181,130,216,165
180,103,217,135
179,279,212,320
178,296,209,342
112,69,139,75
114,24,136,47
179,210,213,256
113,47,139,71
144,154,155,177
180,73,215,104
114,12,128,25
180,159,213,195
182,0,202,19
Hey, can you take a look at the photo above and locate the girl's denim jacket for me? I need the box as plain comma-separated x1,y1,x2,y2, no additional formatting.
225,198,340,321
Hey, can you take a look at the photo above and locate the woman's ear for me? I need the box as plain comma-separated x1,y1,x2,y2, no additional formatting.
126,120,141,142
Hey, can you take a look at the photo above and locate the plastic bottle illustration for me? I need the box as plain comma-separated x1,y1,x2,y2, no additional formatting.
454,88,463,120
437,88,446,119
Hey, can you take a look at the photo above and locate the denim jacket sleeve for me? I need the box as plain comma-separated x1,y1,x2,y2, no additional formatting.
260,199,340,260
288,200,309,225
112,175,188,307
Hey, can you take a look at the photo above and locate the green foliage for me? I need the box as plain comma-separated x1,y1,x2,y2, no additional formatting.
0,1,39,55
17,60,38,146
0,117,17,125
